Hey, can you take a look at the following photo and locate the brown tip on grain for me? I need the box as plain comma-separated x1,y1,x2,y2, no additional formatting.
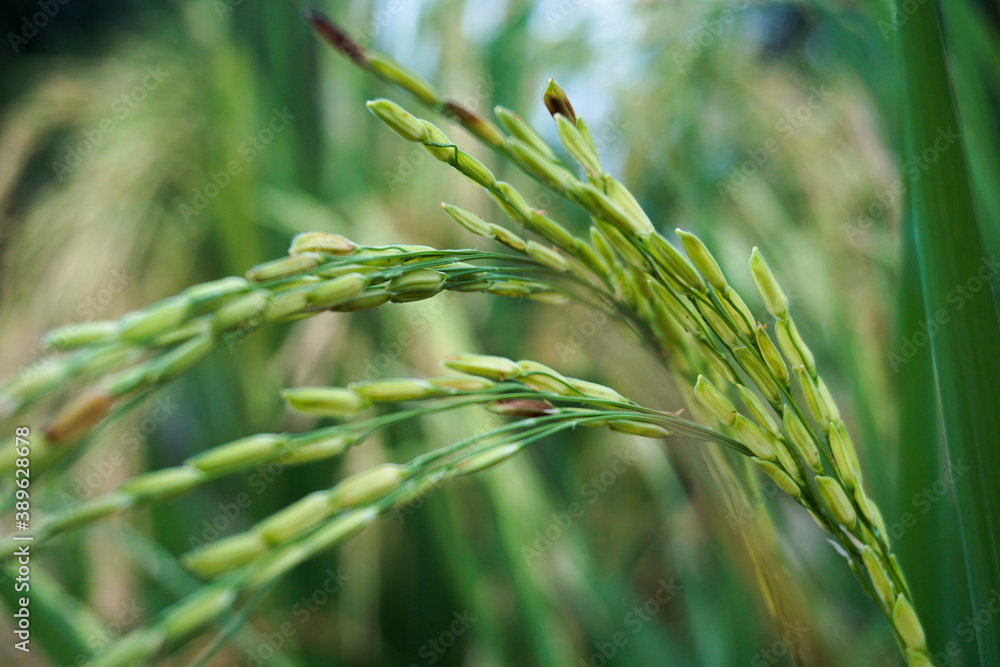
543,79,577,122
443,101,474,122
444,101,493,134
305,9,367,66
45,390,114,444
488,398,555,417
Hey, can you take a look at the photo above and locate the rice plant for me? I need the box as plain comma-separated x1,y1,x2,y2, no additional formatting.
1,2,997,665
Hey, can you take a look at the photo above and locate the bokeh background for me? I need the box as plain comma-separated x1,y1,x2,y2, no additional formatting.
1,0,997,665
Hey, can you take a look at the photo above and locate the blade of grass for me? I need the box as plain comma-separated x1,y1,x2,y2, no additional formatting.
894,226,976,661
119,527,299,667
938,0,1000,261
186,578,279,667
0,565,102,666
895,1,1000,662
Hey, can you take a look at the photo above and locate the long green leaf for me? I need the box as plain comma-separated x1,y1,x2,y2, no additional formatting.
0,565,101,666
895,226,976,661
895,1,1000,663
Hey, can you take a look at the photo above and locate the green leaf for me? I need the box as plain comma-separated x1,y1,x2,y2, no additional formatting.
895,1,1000,662
0,565,102,666
894,227,976,662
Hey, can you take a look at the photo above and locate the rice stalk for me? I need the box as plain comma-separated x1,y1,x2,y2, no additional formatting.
0,10,940,664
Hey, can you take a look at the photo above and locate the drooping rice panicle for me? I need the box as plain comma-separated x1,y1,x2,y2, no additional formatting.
0,239,593,477
0,365,743,560
0,17,933,664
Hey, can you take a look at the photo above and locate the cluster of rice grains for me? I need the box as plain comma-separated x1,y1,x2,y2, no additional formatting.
0,235,577,475
0,10,929,666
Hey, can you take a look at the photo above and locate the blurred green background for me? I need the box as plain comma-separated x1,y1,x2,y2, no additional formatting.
1,0,998,665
